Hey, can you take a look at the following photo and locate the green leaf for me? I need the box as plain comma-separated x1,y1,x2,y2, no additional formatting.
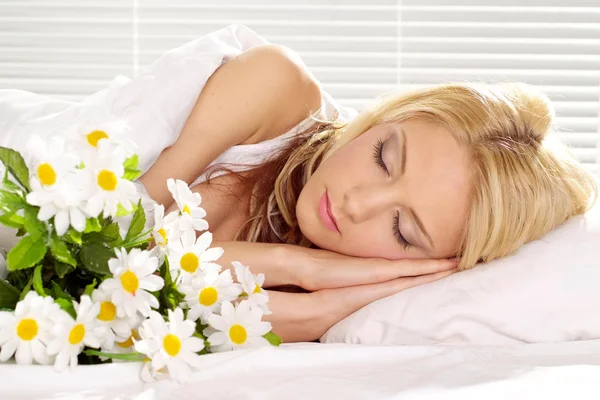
116,203,136,217
0,190,26,214
54,261,74,279
263,331,282,346
6,236,47,271
103,222,121,239
67,229,82,245
80,243,114,275
124,200,145,243
0,279,20,309
50,281,73,301
0,212,24,229
123,154,139,170
84,278,97,296
84,218,102,233
3,167,24,194
23,206,46,240
123,170,141,181
123,155,141,181
49,233,77,267
55,298,76,319
0,147,30,191
19,277,33,301
83,222,120,245
32,265,46,296
50,281,76,318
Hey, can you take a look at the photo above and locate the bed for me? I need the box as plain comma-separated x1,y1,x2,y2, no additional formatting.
1,340,600,399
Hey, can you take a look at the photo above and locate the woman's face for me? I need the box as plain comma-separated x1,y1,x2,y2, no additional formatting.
296,118,472,260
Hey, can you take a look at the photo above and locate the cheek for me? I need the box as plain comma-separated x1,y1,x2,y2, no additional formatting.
336,227,413,260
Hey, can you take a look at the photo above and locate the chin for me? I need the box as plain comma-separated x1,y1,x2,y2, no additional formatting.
296,205,325,249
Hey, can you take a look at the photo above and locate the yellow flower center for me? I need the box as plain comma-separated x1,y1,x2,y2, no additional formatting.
37,163,57,186
97,170,118,191
163,334,181,357
120,270,139,294
182,205,191,214
116,330,138,348
199,287,218,306
253,284,261,294
16,318,38,341
157,228,168,245
86,130,109,147
180,252,199,273
68,324,85,345
97,301,117,322
229,324,247,345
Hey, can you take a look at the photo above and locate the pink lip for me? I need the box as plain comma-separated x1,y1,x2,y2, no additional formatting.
318,190,340,233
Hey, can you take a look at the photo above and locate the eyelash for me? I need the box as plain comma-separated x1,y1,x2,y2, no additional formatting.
392,211,411,251
372,138,389,175
372,139,412,251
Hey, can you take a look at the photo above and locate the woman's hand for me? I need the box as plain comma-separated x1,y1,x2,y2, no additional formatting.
294,246,458,292
263,251,457,343
210,240,457,343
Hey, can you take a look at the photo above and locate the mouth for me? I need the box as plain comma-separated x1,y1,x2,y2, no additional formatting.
318,190,340,233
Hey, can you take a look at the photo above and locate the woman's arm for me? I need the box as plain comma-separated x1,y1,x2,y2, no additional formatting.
212,240,458,342
139,44,322,206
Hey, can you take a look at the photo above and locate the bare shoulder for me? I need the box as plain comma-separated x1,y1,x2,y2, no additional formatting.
139,43,321,205
238,44,323,144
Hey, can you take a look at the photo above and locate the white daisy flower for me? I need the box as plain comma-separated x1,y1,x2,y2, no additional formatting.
47,295,108,371
69,116,137,159
0,291,60,365
152,203,181,253
24,136,88,236
99,248,164,318
167,178,208,232
91,288,140,346
205,300,271,353
179,269,242,324
140,360,169,383
26,135,79,190
83,141,140,219
232,261,271,315
167,230,224,279
134,308,205,383
99,326,143,362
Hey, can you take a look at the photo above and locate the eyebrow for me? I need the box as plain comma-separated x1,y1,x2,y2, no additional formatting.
397,127,435,250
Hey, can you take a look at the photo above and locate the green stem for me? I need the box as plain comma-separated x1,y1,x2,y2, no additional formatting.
121,237,152,249
134,227,154,241
83,349,146,361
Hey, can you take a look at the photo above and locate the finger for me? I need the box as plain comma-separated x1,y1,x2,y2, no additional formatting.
310,256,457,291
388,258,458,277
316,269,457,327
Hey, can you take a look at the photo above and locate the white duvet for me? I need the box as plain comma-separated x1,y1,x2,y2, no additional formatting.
1,340,600,399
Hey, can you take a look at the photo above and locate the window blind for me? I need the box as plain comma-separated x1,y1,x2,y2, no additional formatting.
1,0,598,175
0,0,134,101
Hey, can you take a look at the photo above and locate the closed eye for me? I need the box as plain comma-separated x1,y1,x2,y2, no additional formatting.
372,138,389,175
372,138,412,250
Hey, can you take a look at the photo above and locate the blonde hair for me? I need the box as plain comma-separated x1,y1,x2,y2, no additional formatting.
219,82,598,270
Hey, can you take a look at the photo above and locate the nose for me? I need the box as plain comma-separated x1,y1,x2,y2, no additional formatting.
340,183,396,224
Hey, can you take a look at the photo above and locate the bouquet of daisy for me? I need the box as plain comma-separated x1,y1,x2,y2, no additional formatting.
0,121,280,383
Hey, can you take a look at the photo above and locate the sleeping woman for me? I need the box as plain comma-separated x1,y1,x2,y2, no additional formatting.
131,44,597,343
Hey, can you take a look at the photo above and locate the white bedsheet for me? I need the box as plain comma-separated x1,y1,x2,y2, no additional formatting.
2,340,600,399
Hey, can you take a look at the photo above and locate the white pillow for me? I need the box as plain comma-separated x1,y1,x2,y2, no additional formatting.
321,183,600,345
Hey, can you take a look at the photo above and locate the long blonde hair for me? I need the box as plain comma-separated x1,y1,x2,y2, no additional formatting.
207,82,598,270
